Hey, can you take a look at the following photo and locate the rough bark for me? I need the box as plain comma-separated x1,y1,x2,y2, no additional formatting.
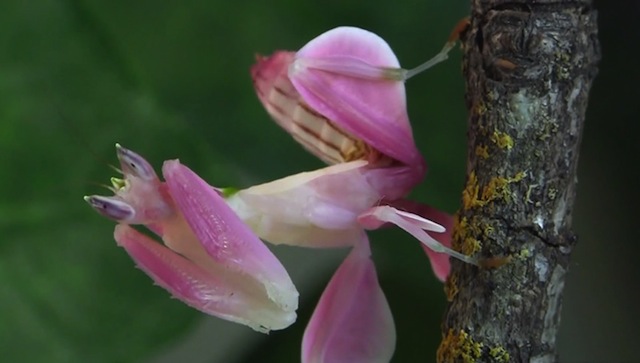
437,1,600,362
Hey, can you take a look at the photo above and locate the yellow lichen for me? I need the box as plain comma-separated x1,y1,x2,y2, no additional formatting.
490,131,514,150
481,172,526,205
481,177,510,202
438,330,511,363
437,329,484,363
452,215,466,238
475,145,490,159
462,237,482,255
452,210,514,271
451,215,467,251
489,346,510,362
513,171,525,181
483,224,494,236
452,214,486,255
474,101,487,116
444,274,459,302
462,171,525,210
462,172,481,210
451,213,500,264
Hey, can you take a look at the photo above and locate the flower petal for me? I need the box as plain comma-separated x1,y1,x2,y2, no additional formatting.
290,27,424,172
115,224,296,332
302,235,395,363
162,160,298,315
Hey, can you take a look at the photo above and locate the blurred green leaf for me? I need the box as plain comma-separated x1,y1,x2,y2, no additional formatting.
0,0,469,362
2,0,638,362
0,1,208,362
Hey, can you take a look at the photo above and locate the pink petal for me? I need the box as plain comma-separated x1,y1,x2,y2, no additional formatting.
302,235,395,363
115,224,296,332
162,160,298,314
290,27,424,173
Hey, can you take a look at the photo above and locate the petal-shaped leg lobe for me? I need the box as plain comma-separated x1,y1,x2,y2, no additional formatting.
114,225,296,332
290,27,422,170
302,236,395,363
162,160,298,313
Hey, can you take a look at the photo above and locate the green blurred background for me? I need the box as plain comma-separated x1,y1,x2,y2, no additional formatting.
0,0,637,362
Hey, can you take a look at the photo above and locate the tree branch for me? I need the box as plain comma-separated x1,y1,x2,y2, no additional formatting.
437,1,599,362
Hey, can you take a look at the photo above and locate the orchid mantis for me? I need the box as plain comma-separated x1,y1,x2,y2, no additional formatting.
85,24,476,363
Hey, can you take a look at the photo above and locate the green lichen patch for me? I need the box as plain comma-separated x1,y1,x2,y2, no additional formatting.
489,346,510,363
517,248,531,260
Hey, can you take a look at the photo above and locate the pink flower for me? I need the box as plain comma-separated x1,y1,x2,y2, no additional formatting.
85,144,298,333
250,27,474,362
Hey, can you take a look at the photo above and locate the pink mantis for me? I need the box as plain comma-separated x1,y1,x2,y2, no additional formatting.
85,25,476,363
